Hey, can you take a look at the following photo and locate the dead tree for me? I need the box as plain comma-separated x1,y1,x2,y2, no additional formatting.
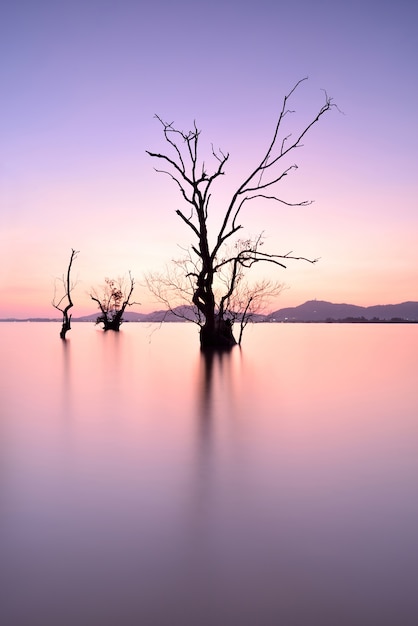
52,248,79,339
216,237,285,345
146,237,284,345
90,272,138,331
147,78,335,350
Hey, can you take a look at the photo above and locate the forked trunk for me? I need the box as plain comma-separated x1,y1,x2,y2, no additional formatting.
60,314,71,339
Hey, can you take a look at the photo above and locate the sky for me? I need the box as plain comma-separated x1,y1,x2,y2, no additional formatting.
1,0,417,318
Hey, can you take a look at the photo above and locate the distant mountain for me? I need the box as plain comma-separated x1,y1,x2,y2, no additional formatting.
268,300,418,322
0,317,62,323
74,305,199,323
2,301,418,323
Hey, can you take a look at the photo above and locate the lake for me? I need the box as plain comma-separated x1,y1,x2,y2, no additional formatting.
1,322,418,625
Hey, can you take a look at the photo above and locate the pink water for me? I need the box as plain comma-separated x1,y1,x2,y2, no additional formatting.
1,322,418,625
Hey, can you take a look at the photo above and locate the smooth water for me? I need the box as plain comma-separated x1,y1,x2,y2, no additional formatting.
1,322,418,625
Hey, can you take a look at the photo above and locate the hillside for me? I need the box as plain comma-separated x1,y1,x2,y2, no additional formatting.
75,300,418,323
2,301,418,323
74,305,199,323
268,300,418,322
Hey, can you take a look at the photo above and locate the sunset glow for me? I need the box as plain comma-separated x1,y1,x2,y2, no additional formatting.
1,1,417,318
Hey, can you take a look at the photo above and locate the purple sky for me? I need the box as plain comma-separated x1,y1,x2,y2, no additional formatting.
1,0,417,317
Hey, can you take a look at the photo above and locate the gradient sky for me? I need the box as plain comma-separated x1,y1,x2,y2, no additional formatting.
1,0,417,318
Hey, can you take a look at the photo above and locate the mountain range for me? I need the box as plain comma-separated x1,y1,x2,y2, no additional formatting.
3,301,418,323
268,300,418,322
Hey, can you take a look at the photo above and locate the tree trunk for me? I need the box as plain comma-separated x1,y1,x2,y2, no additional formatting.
103,319,121,331
101,310,124,331
60,313,72,339
200,315,236,350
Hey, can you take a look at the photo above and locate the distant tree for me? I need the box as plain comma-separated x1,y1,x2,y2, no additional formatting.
90,272,138,331
147,78,335,350
52,248,79,339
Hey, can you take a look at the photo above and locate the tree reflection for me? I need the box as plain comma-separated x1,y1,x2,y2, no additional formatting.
61,338,72,420
197,348,234,444
192,348,240,523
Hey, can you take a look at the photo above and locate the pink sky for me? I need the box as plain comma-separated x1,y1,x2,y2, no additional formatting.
1,0,417,318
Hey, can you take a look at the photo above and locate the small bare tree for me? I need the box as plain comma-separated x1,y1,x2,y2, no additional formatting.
147,78,335,349
216,236,285,344
52,248,79,339
90,272,138,331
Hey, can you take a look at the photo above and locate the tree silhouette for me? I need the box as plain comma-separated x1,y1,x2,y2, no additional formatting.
52,248,79,339
146,235,284,345
147,78,335,350
90,273,138,331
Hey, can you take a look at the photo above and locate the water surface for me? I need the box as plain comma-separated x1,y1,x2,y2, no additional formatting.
1,322,418,625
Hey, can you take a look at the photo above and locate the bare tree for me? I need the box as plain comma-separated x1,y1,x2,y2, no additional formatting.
145,251,205,324
90,272,138,331
52,248,79,339
147,78,335,350
216,236,285,345
146,237,284,344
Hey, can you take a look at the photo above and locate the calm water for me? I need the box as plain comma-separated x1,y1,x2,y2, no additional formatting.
1,322,418,625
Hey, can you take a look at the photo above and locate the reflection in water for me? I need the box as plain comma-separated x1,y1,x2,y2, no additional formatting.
194,349,242,498
197,348,234,439
1,323,418,625
185,349,242,623
61,337,72,419
193,350,236,520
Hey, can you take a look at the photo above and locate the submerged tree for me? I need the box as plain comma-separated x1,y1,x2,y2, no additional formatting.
52,248,79,339
217,236,286,345
90,273,138,331
147,78,335,350
146,235,284,345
